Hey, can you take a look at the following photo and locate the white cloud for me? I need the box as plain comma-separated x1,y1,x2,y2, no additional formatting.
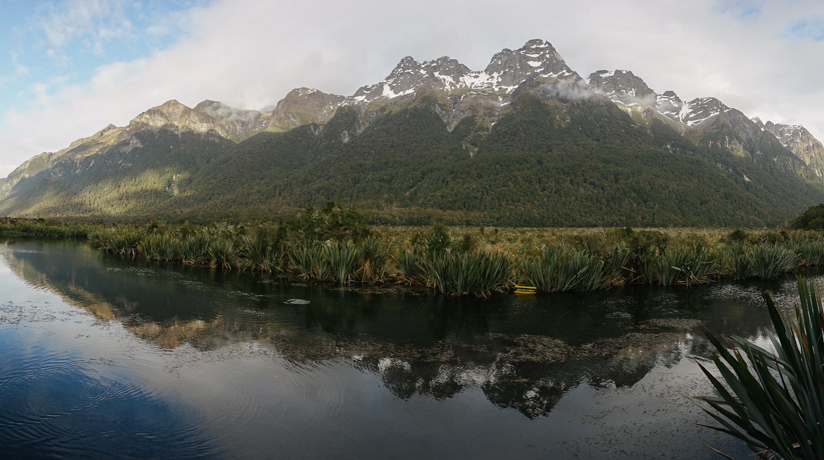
11,51,28,77
2,0,824,177
33,0,136,65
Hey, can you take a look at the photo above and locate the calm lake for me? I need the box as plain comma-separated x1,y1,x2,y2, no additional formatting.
0,239,807,459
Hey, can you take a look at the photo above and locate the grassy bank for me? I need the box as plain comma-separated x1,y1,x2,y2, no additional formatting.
2,210,823,297
88,222,824,296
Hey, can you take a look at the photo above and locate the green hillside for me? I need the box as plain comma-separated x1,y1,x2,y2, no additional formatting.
2,93,823,227
161,94,822,226
0,129,235,217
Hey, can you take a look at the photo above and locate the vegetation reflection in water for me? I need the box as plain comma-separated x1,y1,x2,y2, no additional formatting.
1,239,799,424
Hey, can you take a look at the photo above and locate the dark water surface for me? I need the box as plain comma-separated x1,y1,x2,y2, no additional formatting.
0,240,807,459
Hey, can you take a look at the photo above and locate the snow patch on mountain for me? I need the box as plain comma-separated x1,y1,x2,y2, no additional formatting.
348,39,582,104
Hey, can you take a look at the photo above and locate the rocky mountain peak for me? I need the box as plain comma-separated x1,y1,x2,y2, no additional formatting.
193,100,270,142
587,70,656,105
655,91,684,121
421,56,472,86
278,88,345,108
352,55,473,103
758,121,824,172
129,100,210,130
195,100,261,124
484,39,579,90
267,87,345,131
751,117,765,129
388,56,422,77
126,99,256,142
680,97,728,127
351,39,581,104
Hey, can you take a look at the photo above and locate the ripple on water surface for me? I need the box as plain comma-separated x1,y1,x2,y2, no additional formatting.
0,304,220,459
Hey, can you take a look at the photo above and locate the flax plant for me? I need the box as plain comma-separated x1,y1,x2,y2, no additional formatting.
395,248,422,283
327,241,358,285
357,236,391,283
698,278,824,459
208,238,235,270
422,250,512,296
751,245,799,280
290,243,329,282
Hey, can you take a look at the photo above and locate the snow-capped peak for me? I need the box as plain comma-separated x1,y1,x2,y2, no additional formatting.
587,70,656,106
678,97,727,127
349,39,581,103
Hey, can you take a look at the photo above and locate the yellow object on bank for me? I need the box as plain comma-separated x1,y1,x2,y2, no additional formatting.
514,285,537,295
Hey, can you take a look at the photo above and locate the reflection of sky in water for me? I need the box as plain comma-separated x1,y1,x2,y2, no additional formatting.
3,240,815,458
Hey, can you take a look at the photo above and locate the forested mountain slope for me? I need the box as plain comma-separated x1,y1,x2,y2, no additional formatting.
162,93,816,226
2,39,823,226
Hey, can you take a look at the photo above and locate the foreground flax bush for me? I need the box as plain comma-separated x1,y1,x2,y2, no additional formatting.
698,278,824,458
520,244,580,293
395,248,421,282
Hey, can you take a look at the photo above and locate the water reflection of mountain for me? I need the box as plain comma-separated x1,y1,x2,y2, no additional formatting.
339,325,698,418
1,240,781,418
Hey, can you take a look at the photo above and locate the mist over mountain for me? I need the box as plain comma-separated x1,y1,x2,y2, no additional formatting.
1,39,822,226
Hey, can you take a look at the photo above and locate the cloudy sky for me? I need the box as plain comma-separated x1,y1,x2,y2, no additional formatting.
1,0,823,176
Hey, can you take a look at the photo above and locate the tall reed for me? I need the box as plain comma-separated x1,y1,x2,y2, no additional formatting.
182,233,209,265
795,240,824,266
520,244,624,292
721,243,754,280
241,232,282,273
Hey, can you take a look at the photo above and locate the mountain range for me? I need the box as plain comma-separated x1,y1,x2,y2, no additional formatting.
2,38,823,226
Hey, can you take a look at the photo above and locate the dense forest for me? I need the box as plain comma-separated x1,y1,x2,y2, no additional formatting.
163,95,822,226
2,92,822,227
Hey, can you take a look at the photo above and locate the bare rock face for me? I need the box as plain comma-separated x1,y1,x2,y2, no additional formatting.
266,88,346,132
588,70,656,105
345,39,587,136
655,91,684,122
126,100,218,135
125,99,276,143
353,39,581,103
484,39,581,89
679,97,729,127
760,121,824,177
194,100,269,142
352,56,472,103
